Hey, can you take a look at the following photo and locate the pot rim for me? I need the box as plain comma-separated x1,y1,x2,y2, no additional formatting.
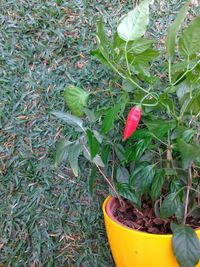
103,195,200,239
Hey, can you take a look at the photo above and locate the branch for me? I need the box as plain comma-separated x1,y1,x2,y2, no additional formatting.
183,163,193,224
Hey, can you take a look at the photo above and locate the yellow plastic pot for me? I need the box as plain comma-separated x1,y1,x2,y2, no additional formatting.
103,196,200,267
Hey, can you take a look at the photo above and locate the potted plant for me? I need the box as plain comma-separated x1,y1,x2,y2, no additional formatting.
53,0,200,266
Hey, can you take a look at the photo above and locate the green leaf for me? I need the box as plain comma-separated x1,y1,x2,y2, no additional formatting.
172,224,200,267
101,144,111,164
54,139,72,167
128,129,151,140
114,144,126,161
112,32,125,49
143,118,174,138
68,144,83,177
171,126,188,140
133,49,159,62
86,129,100,159
117,0,149,41
96,18,110,58
190,206,200,219
182,129,196,143
160,192,179,218
170,179,184,193
122,79,137,92
177,139,200,169
101,103,121,134
127,138,151,161
166,1,189,58
89,167,97,196
119,92,130,114
83,108,97,123
129,38,154,54
164,168,177,176
91,50,110,68
129,165,155,195
115,182,141,207
179,16,200,57
171,59,199,74
92,130,103,144
134,62,150,77
176,80,190,103
52,111,84,131
160,92,176,114
127,50,159,77
175,204,185,224
116,167,129,183
92,155,105,168
64,86,89,117
150,170,165,201
97,18,109,45
180,91,200,116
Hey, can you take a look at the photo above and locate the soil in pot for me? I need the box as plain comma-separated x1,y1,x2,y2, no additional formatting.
113,198,200,234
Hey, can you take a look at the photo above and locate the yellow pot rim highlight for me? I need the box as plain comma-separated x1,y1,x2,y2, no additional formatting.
102,195,200,239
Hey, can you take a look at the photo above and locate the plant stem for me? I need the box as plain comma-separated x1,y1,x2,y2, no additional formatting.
140,91,159,104
106,58,149,94
183,164,193,224
96,164,125,206
125,41,131,76
150,132,168,146
83,145,125,206
107,60,126,80
128,77,149,93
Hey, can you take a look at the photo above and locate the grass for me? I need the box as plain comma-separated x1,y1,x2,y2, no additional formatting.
0,1,199,266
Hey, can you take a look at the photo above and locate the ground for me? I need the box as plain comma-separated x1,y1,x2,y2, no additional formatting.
0,1,199,266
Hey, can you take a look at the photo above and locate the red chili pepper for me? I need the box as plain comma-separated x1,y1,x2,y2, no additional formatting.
123,106,142,141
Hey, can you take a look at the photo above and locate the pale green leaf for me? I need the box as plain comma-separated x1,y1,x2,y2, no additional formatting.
64,86,89,117
54,139,72,167
92,154,105,167
117,0,149,41
83,147,105,168
52,111,84,131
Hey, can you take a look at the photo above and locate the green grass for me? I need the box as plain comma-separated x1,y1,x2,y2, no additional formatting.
0,1,199,266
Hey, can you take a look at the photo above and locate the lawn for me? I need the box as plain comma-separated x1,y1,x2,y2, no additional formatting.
0,1,199,266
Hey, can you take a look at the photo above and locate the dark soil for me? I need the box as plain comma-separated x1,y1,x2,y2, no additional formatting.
113,199,200,234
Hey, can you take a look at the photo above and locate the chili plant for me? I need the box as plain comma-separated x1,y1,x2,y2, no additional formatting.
53,1,200,266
